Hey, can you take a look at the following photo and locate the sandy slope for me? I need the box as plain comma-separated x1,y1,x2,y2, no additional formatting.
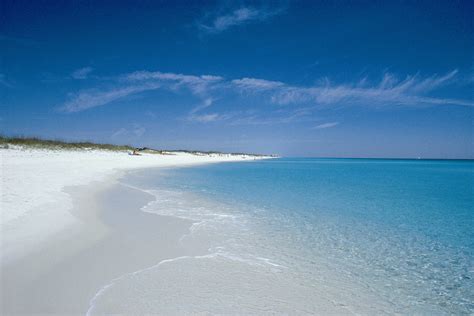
0,147,263,264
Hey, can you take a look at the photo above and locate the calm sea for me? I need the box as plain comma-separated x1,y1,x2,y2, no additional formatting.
119,158,473,314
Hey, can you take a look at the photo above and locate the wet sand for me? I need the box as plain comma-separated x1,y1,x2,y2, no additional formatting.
1,177,196,315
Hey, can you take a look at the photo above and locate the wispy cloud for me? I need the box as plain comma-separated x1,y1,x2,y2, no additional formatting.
61,71,222,112
190,98,214,114
188,112,231,123
60,69,473,116
71,67,93,80
186,97,236,123
231,78,285,91
313,122,339,129
198,5,286,33
265,70,472,107
61,84,161,112
124,70,223,95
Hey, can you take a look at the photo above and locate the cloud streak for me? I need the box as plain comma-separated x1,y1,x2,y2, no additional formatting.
313,122,339,129
61,84,161,112
190,98,214,114
198,5,286,33
124,70,223,95
187,112,230,123
264,70,472,107
60,69,473,116
231,78,285,91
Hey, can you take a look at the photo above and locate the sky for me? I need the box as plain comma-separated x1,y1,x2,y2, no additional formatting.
1,0,473,158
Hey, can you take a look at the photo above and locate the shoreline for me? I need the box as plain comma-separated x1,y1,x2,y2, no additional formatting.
1,147,269,264
3,151,466,313
1,147,271,314
2,172,198,314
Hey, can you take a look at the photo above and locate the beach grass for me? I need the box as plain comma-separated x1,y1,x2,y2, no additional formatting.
0,136,134,152
0,136,273,157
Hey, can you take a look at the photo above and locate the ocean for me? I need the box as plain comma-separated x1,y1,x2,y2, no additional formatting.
101,158,473,314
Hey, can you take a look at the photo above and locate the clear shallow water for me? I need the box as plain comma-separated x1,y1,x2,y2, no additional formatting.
97,158,473,314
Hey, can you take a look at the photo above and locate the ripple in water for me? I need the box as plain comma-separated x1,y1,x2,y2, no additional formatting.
90,159,473,314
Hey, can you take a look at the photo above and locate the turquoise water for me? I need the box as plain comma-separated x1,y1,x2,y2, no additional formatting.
124,158,473,314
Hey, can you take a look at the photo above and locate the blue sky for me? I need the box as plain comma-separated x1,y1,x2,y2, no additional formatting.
1,0,473,158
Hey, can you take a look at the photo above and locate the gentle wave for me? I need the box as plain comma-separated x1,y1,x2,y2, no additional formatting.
88,159,474,314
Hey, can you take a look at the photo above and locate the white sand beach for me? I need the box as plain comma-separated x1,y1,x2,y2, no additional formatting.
0,147,268,314
1,147,261,263
5,146,464,315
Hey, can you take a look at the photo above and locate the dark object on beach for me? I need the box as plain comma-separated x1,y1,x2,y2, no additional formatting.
129,149,141,156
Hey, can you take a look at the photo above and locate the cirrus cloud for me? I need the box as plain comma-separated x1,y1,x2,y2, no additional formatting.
313,122,339,129
60,69,473,118
198,5,287,33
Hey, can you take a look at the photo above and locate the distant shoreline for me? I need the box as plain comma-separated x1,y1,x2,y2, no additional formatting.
0,135,276,158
